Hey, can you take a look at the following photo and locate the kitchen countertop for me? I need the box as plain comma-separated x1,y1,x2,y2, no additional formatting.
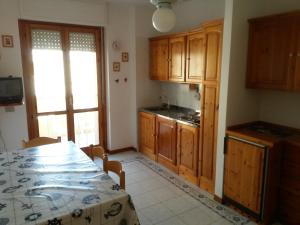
140,105,200,127
227,121,300,147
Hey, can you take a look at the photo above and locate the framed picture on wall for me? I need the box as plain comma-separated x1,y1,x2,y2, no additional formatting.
2,35,14,48
113,62,120,72
122,52,129,62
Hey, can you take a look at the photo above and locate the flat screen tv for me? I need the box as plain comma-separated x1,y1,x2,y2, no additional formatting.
0,77,23,104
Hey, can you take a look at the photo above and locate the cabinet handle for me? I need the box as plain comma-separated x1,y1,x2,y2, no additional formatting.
289,53,294,57
297,53,300,57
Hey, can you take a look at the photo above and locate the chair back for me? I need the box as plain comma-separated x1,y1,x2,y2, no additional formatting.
90,145,108,170
22,137,61,148
105,160,125,189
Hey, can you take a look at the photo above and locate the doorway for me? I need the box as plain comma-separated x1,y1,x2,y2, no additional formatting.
19,20,106,148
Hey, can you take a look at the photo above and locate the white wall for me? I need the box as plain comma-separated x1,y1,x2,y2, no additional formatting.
172,0,225,33
135,5,161,110
0,0,30,150
105,3,140,150
0,0,110,151
259,91,300,129
214,0,266,197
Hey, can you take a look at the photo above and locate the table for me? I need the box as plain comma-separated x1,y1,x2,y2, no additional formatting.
0,142,139,225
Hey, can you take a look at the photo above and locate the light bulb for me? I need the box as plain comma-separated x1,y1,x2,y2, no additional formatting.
152,7,176,33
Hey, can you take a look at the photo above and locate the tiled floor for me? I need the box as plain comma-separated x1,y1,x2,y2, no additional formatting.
95,151,257,225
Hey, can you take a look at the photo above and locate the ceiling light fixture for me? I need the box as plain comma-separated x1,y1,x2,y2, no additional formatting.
150,0,176,33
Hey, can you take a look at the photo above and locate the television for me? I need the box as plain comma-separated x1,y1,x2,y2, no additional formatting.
0,77,23,104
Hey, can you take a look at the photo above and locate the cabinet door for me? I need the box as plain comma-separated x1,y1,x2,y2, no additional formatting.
139,112,156,160
149,38,169,81
199,84,219,193
177,123,199,184
204,24,222,82
224,138,265,214
186,32,206,83
156,116,177,172
294,20,300,91
247,17,294,90
169,36,186,82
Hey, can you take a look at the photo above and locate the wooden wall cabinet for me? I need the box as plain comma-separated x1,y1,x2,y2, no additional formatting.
149,20,223,84
203,23,222,83
169,36,186,82
247,11,300,91
156,116,178,172
177,123,199,184
186,32,206,82
149,38,169,81
139,112,156,160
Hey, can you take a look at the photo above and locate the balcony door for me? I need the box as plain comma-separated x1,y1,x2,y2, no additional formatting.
19,20,106,148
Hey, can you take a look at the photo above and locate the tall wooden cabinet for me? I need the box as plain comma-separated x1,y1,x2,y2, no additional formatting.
177,124,199,184
199,84,219,192
198,21,223,193
139,112,156,160
149,38,169,81
156,116,177,172
247,11,300,92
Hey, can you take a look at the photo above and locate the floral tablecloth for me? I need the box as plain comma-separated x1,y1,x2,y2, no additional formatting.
0,142,139,225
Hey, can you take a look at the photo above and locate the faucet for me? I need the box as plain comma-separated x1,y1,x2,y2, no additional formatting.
161,95,170,109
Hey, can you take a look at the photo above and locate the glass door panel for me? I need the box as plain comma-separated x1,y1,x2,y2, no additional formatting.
38,115,68,141
31,30,66,113
21,22,104,148
74,111,99,147
69,32,98,110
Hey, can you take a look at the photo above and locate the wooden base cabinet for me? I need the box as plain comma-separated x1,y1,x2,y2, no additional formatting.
279,141,300,225
224,135,281,224
156,116,178,173
139,112,156,160
177,123,199,184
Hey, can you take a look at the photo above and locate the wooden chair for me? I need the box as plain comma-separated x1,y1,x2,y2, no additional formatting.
89,145,125,189
22,137,61,148
105,160,125,190
90,145,108,170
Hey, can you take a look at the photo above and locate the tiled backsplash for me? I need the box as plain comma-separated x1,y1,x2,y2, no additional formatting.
160,82,200,111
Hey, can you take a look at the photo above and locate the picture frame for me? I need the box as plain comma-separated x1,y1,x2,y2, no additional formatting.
2,35,14,48
122,52,129,62
113,62,120,72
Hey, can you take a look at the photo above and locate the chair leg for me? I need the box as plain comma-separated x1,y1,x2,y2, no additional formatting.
120,171,125,189
103,155,108,173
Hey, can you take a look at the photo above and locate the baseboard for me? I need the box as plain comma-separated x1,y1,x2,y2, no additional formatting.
214,194,223,204
107,147,137,155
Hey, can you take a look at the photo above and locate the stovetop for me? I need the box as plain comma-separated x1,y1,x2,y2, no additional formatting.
243,123,293,138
